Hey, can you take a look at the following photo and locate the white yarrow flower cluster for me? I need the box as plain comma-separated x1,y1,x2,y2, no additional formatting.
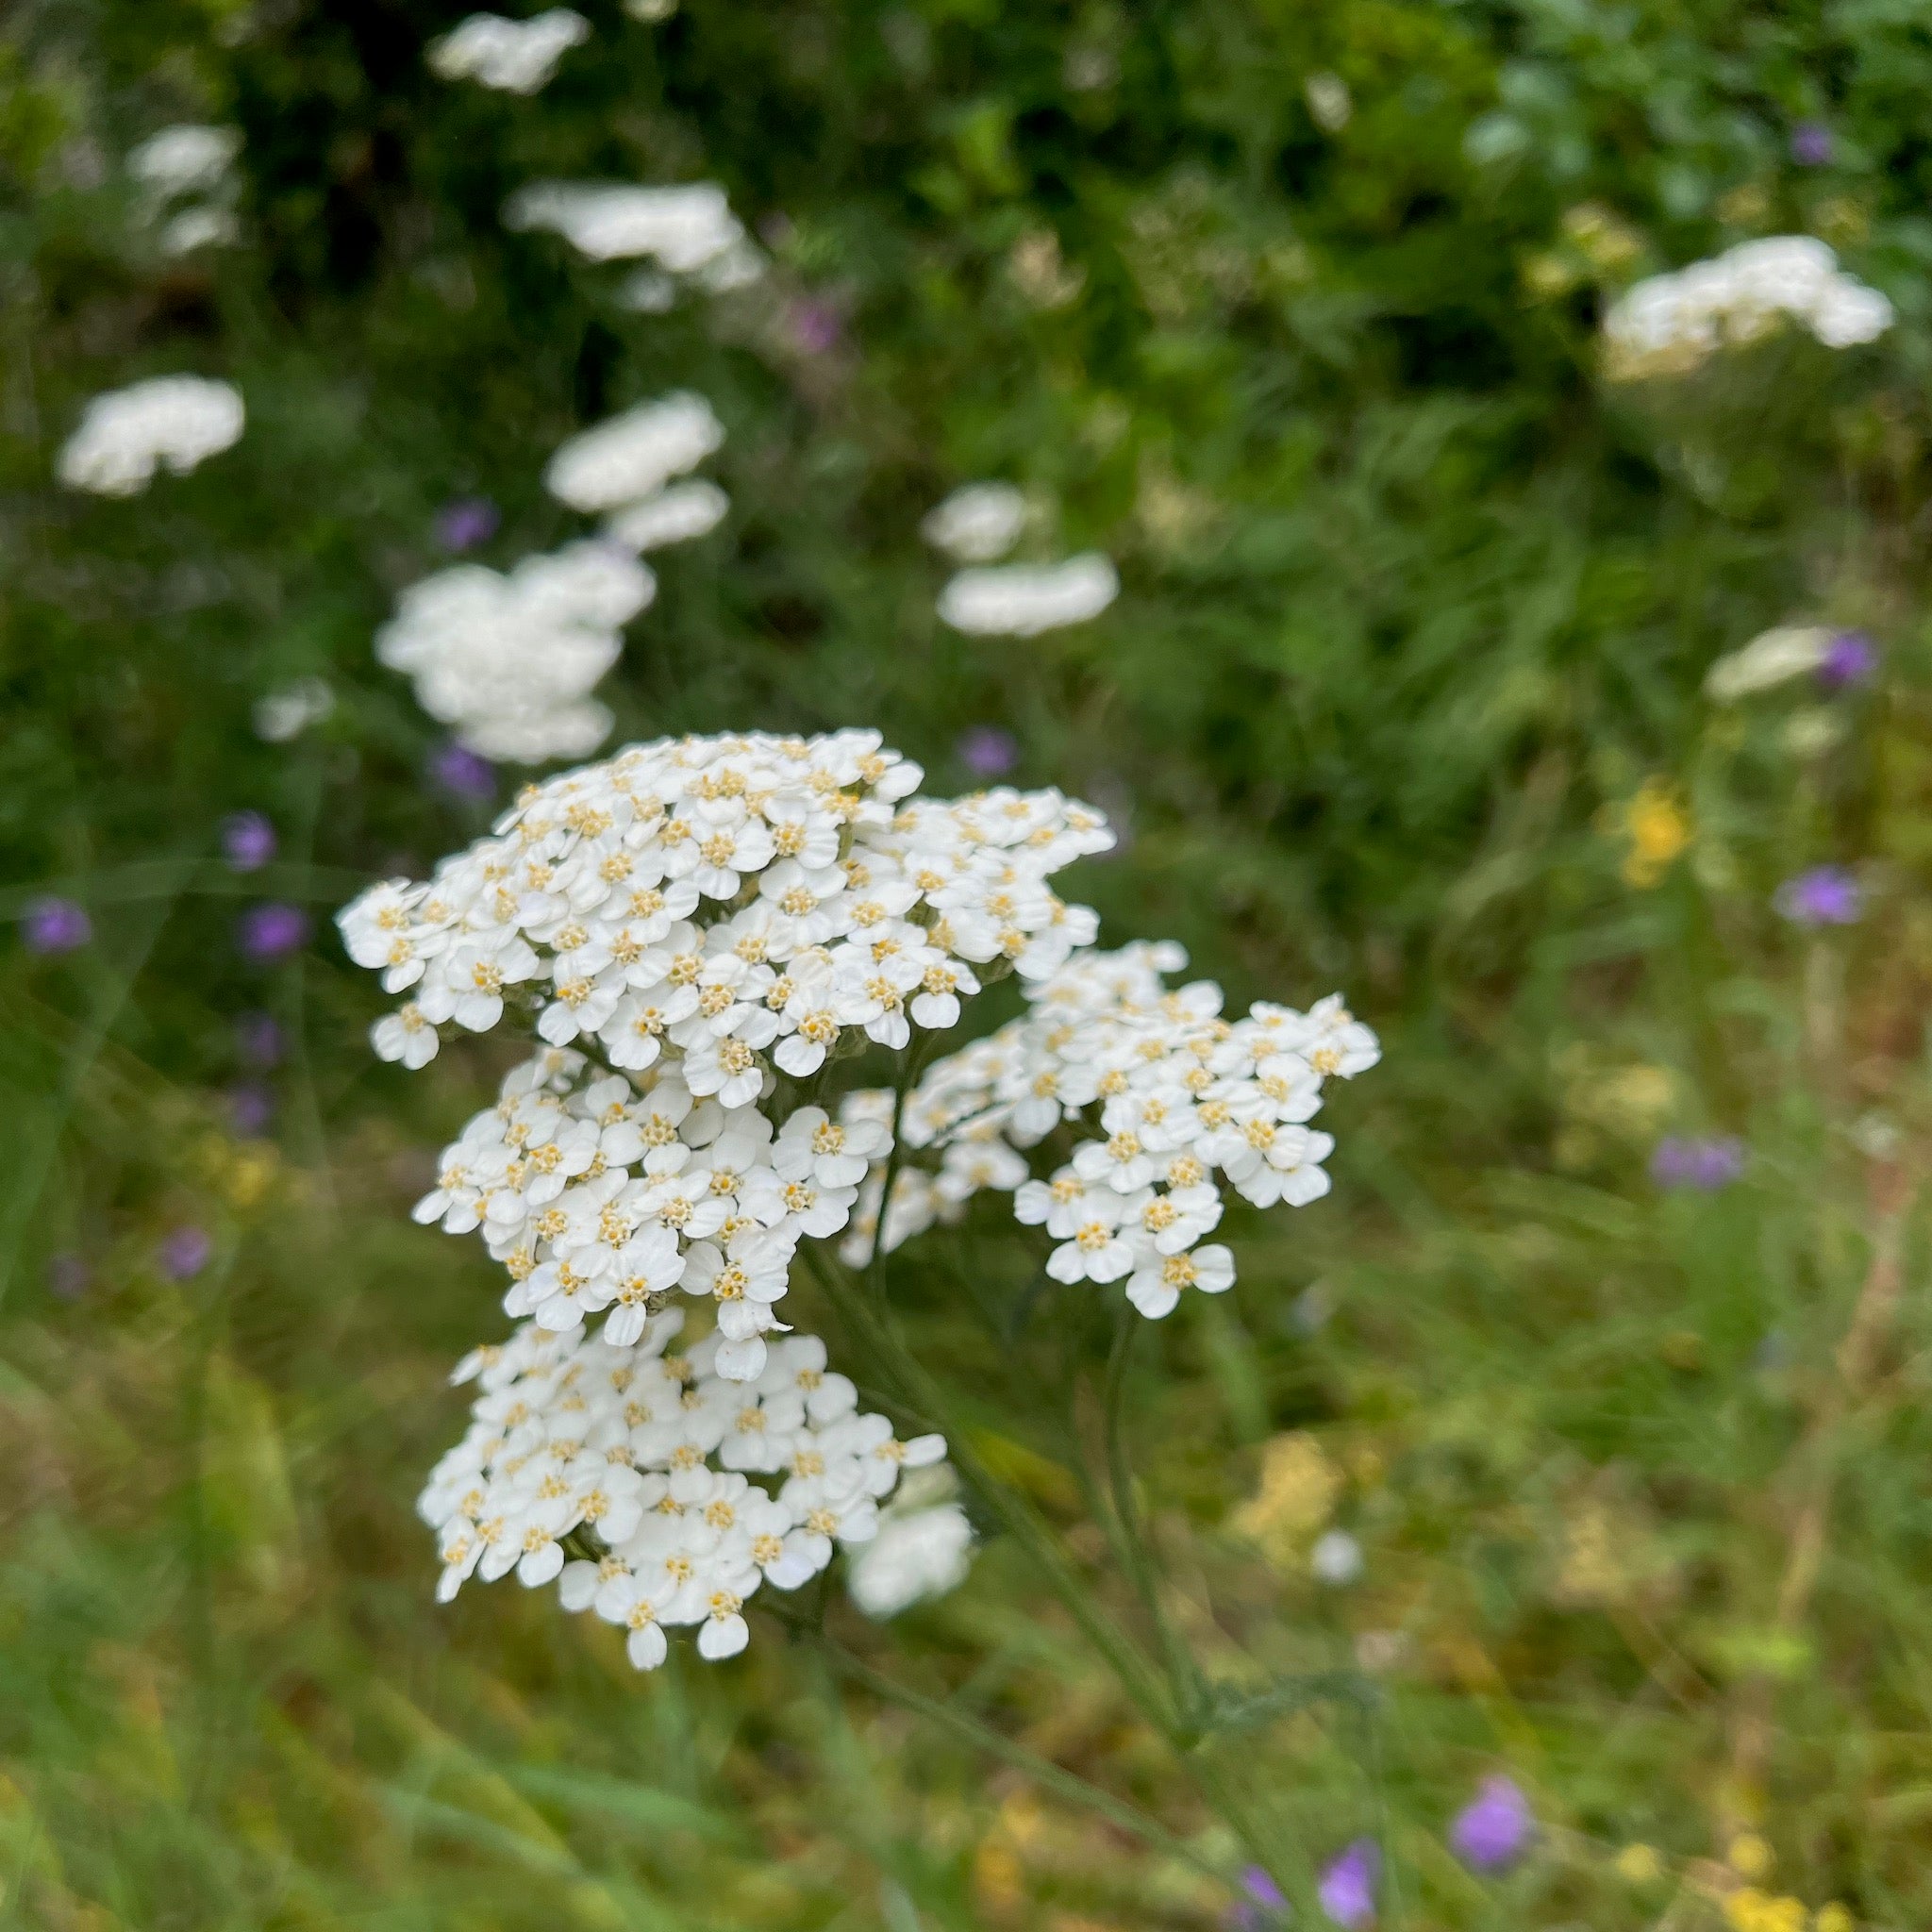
127,124,242,256
1704,625,1835,702
506,181,763,290
340,728,1114,1374
841,940,1379,1318
429,9,590,92
937,554,1120,638
546,393,730,555
376,542,653,762
56,376,245,497
421,1310,945,1668
922,482,1028,564
1603,236,1893,380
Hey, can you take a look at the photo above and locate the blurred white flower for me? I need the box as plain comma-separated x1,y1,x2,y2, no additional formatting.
1305,73,1353,132
1604,236,1892,379
848,1500,975,1617
619,268,678,313
625,0,677,16
545,394,724,513
127,125,241,202
429,9,591,92
505,180,755,275
922,482,1027,564
1311,1528,1364,1585
254,677,336,743
938,554,1120,637
605,479,730,552
57,376,244,496
158,207,242,257
1704,625,1832,701
377,541,652,762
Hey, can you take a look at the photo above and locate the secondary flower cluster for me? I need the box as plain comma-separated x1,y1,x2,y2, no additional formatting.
1603,236,1893,380
924,480,1120,638
841,939,1379,1317
376,542,653,762
421,1309,945,1669
506,180,763,296
127,123,242,257
545,392,730,555
429,9,590,92
57,375,245,497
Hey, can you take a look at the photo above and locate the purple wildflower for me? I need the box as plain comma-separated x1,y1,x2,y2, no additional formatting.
46,1253,91,1303
1774,865,1862,927
1318,1840,1378,1927
1790,122,1833,167
1651,1135,1745,1191
22,896,92,955
236,1011,285,1068
239,903,312,961
1450,1775,1534,1872
957,725,1019,778
1817,630,1878,691
429,740,497,801
788,298,844,356
229,1081,275,1138
221,810,276,872
159,1225,212,1279
1224,1864,1290,1930
435,496,499,553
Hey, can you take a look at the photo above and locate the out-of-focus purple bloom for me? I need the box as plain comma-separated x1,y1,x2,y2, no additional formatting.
1450,1775,1534,1872
236,1010,284,1067
1817,629,1878,691
22,896,92,955
221,809,276,872
239,902,311,961
788,298,844,356
1318,1840,1378,1927
957,725,1019,778
229,1081,275,1138
159,1225,212,1279
435,496,499,553
1651,1135,1745,1191
1790,122,1833,167
1224,1864,1290,1930
46,1253,91,1303
430,740,497,801
1774,865,1862,927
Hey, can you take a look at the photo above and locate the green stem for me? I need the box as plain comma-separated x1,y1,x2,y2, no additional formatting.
789,1625,1225,1882
1101,1304,1209,1736
804,1247,1180,1738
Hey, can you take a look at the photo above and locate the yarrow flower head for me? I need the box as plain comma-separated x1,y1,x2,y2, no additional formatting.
376,542,653,762
923,482,1027,564
341,730,1376,1662
937,554,1120,637
57,376,244,497
505,181,762,289
428,9,590,92
1603,237,1892,381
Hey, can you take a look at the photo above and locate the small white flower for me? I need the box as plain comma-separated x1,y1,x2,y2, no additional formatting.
58,376,244,497
847,1501,975,1617
545,395,724,513
603,479,730,552
429,10,591,92
921,482,1027,563
937,554,1120,637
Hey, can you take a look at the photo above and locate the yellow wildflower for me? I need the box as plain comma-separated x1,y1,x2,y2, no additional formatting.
1615,1842,1663,1883
1728,1833,1774,1879
1609,778,1692,887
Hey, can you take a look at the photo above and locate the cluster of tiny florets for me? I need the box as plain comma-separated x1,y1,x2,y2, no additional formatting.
1603,236,1893,380
840,940,1379,1317
339,728,1111,1375
422,1309,943,1668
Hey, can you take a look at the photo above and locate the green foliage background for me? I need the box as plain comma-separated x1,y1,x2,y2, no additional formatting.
6,0,1932,1926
